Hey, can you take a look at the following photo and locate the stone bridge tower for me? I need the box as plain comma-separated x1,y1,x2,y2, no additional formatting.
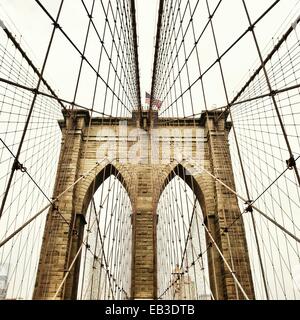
33,109,255,300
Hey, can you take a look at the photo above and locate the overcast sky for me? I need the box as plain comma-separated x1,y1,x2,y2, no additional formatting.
1,0,300,111
0,0,159,108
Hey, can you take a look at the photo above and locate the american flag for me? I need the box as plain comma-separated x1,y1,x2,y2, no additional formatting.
145,92,162,109
145,92,151,105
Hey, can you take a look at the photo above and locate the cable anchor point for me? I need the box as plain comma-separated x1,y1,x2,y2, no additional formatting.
245,200,253,213
13,159,27,173
286,156,296,170
51,203,59,212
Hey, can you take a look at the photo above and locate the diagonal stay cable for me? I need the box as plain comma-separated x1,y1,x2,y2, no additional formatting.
0,21,65,111
202,221,250,300
52,189,119,300
0,0,65,220
0,76,115,118
181,156,300,243
0,158,113,249
0,137,52,203
216,11,300,121
91,198,116,299
158,156,300,299
241,0,300,186
34,0,136,114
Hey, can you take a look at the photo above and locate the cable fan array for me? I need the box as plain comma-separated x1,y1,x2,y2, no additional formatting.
0,0,300,300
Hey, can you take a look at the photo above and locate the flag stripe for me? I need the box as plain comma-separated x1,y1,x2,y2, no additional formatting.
145,92,162,109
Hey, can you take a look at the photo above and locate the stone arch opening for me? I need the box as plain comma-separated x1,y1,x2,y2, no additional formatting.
156,163,212,299
76,164,134,300
159,163,207,218
81,163,133,216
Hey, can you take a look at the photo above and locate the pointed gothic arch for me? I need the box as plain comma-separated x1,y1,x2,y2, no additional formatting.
80,163,134,217
156,165,211,299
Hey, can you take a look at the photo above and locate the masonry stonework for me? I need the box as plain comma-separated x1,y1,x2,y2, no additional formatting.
33,110,255,300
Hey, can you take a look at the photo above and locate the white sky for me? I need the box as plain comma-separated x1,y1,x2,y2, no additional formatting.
0,0,160,107
135,0,159,96
0,0,300,111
